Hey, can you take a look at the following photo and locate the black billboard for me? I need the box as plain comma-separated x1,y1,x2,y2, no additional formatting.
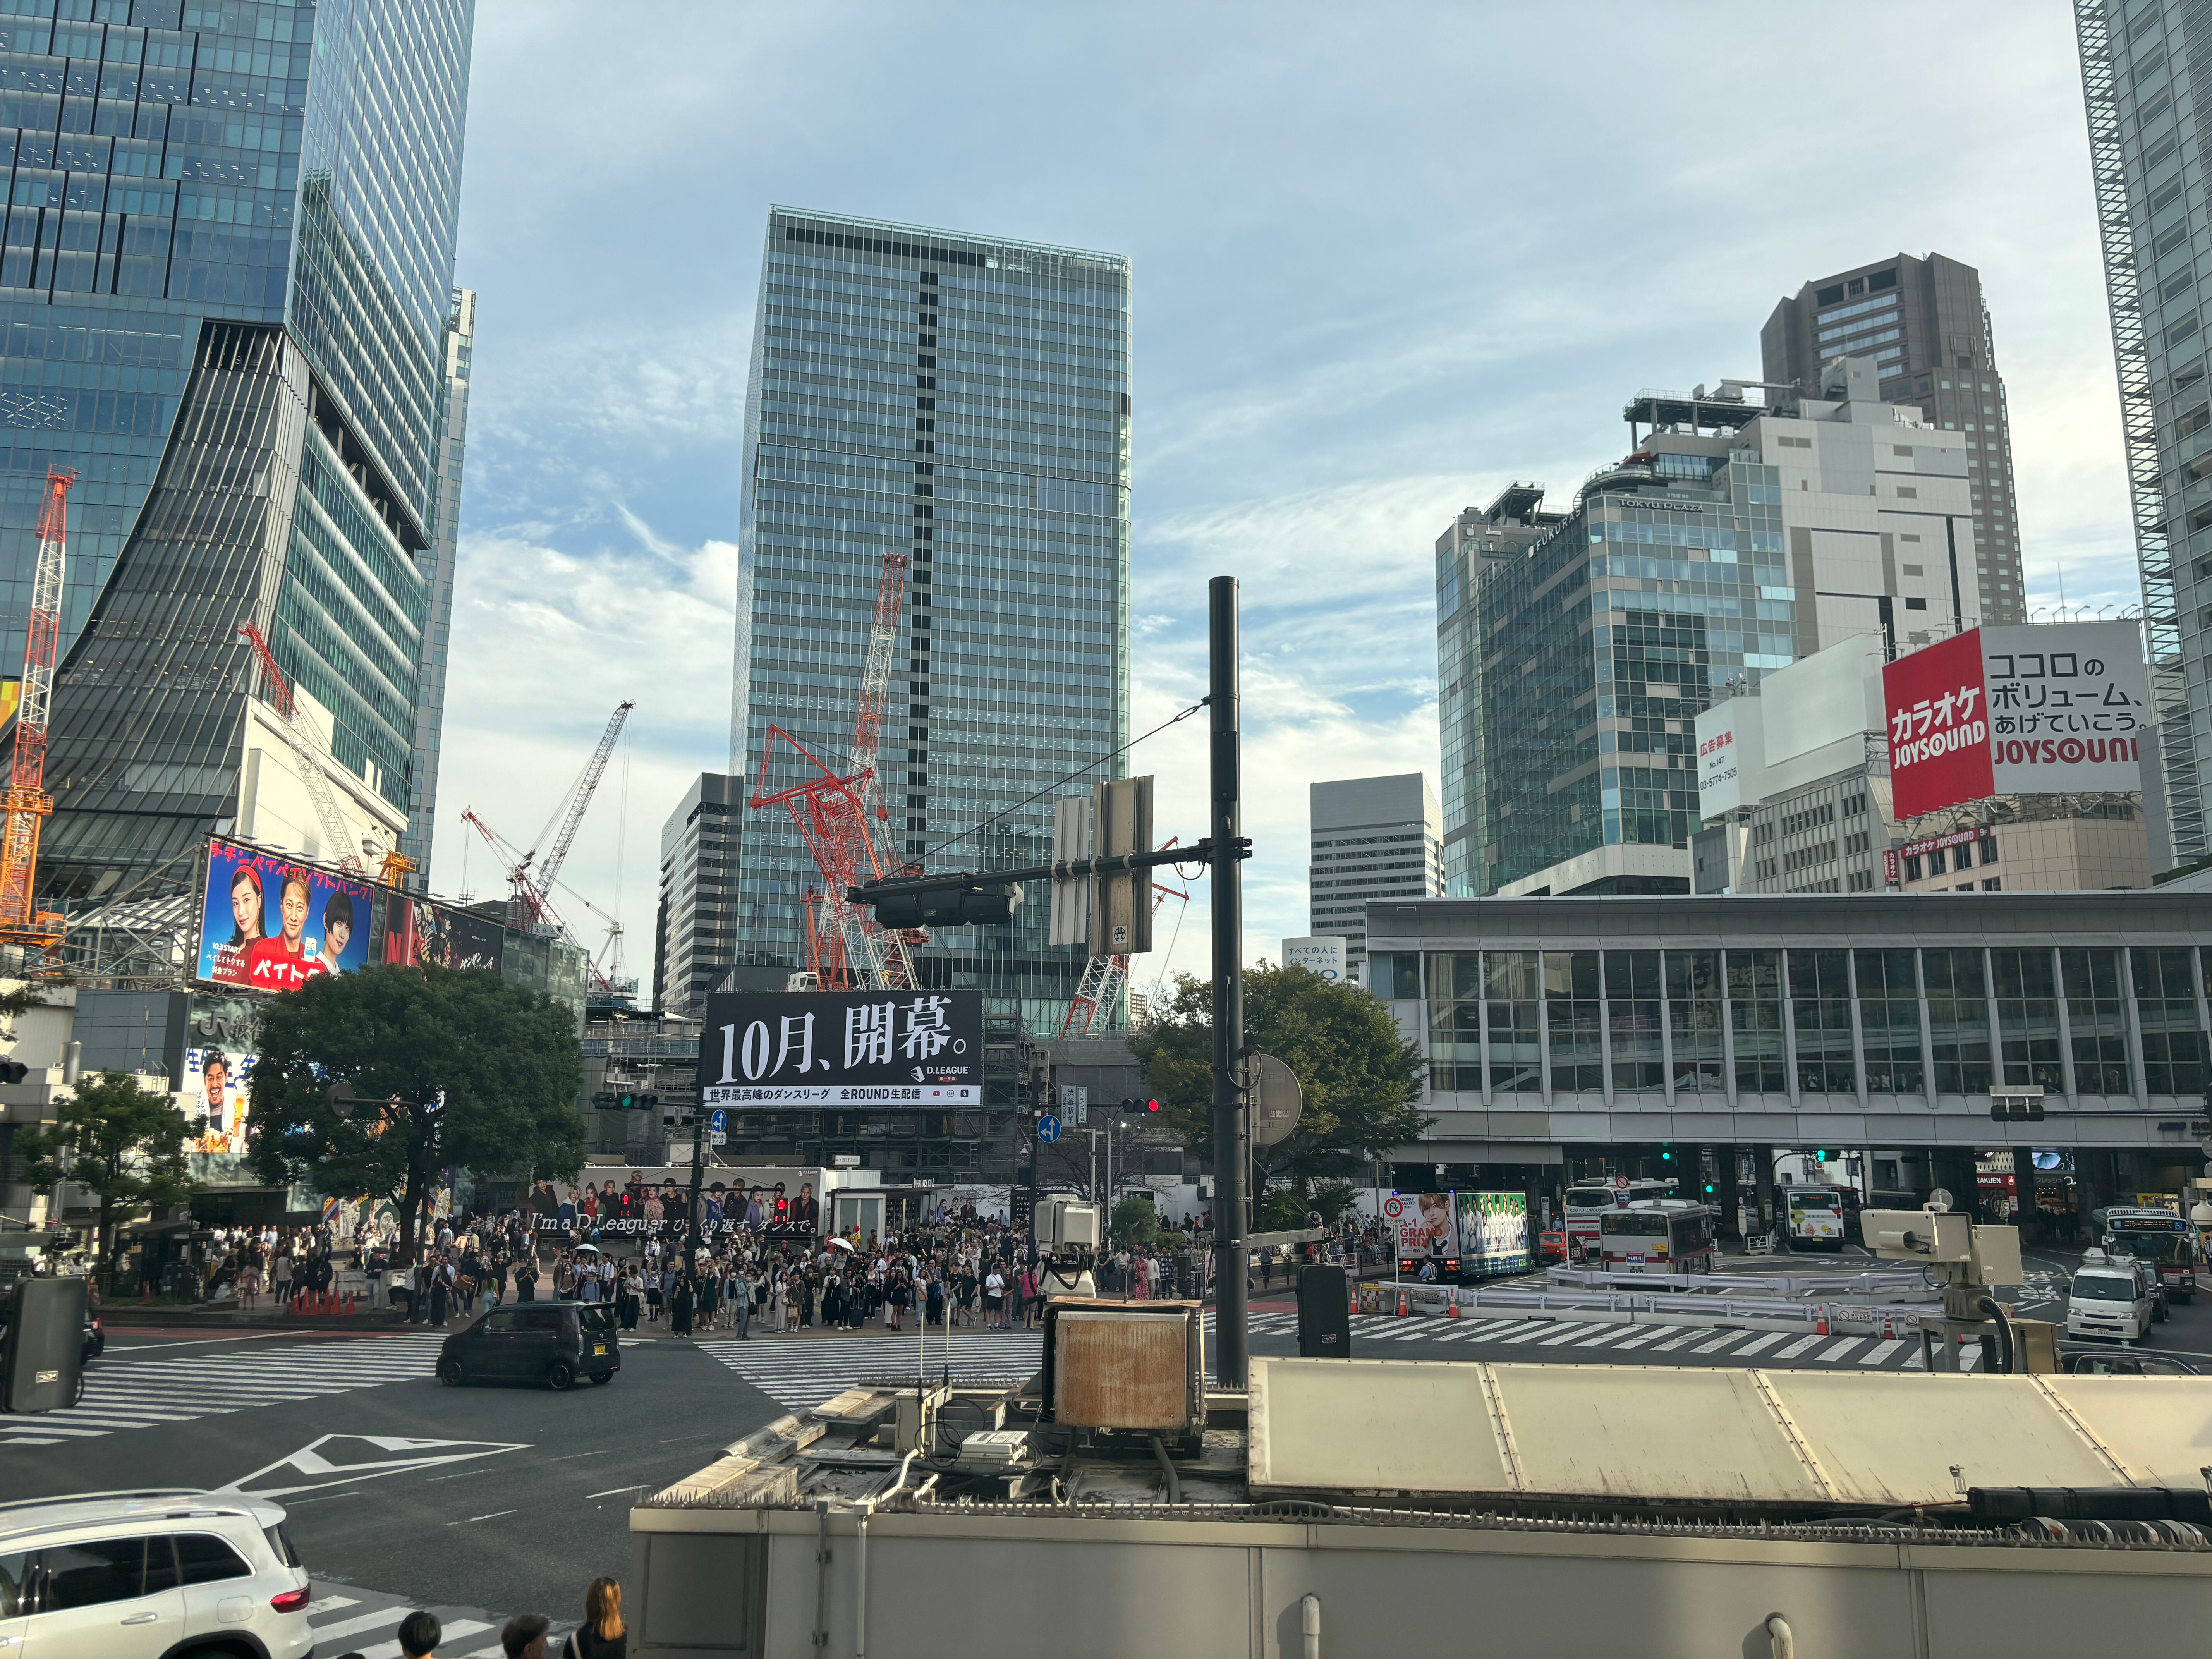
699,989,983,1106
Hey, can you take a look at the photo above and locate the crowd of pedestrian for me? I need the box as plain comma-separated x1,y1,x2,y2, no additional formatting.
380,1574,625,1659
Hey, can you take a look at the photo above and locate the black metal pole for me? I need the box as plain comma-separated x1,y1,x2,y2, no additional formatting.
1209,575,1248,1389
685,1107,705,1277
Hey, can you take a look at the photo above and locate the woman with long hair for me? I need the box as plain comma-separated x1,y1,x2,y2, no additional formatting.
568,1575,626,1659
212,866,265,984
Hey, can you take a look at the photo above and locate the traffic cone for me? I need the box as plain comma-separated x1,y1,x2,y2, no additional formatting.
1396,1286,1409,1317
1815,1304,1829,1336
1882,1310,1895,1340
344,1292,355,1316
1446,1288,1461,1320
1348,1280,1359,1318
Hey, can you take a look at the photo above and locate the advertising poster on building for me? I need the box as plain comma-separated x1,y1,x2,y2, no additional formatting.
429,908,506,974
196,838,374,991
184,1044,256,1154
1981,622,2149,795
699,989,984,1106
1456,1190,1530,1276
380,893,435,966
1694,696,1762,817
1883,630,1993,818
1281,936,1347,983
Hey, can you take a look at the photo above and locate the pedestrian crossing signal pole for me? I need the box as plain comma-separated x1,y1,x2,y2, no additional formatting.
1210,575,1250,1391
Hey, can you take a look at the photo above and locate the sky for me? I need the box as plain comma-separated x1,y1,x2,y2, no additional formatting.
431,2,2134,1002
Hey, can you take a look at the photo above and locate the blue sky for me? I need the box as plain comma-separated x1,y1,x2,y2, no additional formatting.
433,2,2134,998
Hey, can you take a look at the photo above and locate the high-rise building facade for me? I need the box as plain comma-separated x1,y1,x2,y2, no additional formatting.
0,0,475,904
1436,357,1976,898
2079,1,2212,866
1308,773,1443,976
732,208,1131,1034
1762,252,2023,623
653,770,740,1018
401,285,473,888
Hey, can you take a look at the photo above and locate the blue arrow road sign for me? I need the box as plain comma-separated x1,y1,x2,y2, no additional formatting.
709,1109,728,1135
1037,1115,1061,1143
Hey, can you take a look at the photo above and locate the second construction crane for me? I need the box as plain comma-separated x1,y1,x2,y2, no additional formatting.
749,551,917,991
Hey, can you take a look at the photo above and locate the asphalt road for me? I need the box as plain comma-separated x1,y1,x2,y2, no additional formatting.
6,1243,2203,1631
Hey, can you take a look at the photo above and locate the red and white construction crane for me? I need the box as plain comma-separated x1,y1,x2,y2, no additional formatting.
749,551,916,991
1060,841,1187,1037
0,469,73,952
235,622,371,876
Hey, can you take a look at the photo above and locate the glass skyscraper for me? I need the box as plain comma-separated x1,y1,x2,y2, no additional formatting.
733,208,1131,1034
0,0,476,904
2080,0,2211,866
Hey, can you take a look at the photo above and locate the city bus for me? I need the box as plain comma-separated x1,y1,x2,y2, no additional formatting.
1599,1200,1717,1274
2102,1207,2200,1304
1562,1178,1677,1264
1784,1185,1850,1251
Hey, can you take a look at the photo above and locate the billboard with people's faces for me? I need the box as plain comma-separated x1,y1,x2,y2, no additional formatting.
196,838,374,991
184,1044,257,1154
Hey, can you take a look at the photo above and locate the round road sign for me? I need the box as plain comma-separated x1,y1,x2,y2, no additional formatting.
1037,1115,1061,1143
1382,1195,1405,1219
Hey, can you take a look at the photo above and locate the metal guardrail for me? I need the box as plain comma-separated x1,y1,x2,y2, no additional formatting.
1546,1266,1937,1302
1441,1284,1934,1333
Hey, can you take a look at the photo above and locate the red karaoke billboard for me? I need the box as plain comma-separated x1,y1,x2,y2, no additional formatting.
1884,629,1994,819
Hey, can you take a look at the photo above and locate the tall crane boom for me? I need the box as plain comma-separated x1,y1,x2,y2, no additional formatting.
850,552,907,824
235,622,368,876
0,468,73,948
534,700,632,908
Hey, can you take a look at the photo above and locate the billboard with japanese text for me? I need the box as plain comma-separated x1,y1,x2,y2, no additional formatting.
1883,629,1993,819
196,838,375,992
1885,625,2150,819
1981,623,2148,795
698,989,984,1106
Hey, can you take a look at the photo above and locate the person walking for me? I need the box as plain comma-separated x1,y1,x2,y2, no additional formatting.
567,1577,627,1659
273,1247,294,1309
732,1264,752,1338
428,1256,451,1327
767,1271,787,1335
983,1264,1005,1330
670,1269,695,1338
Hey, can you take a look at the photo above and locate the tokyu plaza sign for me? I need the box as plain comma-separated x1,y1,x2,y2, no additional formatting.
698,989,984,1105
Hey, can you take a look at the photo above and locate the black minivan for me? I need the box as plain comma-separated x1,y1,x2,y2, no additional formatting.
436,1301,619,1390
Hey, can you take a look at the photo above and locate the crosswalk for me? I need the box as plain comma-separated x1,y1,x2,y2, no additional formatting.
1249,1312,1951,1371
0,1333,451,1447
696,1333,1046,1409
302,1583,565,1659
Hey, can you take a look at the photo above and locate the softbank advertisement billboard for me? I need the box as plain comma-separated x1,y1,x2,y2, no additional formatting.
1884,624,2150,817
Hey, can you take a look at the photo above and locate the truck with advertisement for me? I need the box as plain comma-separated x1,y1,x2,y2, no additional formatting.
1386,1190,1532,1282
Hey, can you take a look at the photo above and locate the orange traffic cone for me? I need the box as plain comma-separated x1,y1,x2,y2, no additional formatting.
1348,1280,1360,1317
1396,1286,1410,1317
1446,1288,1460,1319
1881,1310,1895,1340
1815,1304,1829,1336
343,1292,355,1316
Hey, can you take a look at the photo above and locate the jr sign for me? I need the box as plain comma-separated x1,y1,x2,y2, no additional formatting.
698,989,983,1106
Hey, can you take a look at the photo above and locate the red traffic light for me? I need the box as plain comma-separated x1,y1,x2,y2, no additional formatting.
1145,1098,1160,1113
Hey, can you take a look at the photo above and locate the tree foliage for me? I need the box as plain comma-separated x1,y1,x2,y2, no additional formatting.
1111,1193,1160,1247
1129,964,1430,1224
245,964,584,1262
17,1072,199,1284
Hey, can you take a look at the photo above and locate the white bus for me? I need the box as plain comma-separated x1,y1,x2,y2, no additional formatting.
1783,1185,1849,1251
1599,1200,1717,1275
1561,1178,1677,1264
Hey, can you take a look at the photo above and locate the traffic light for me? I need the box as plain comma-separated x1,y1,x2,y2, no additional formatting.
0,1058,28,1085
1703,1181,1716,1195
1144,1098,1161,1115
1813,1149,1831,1163
867,879,1024,929
1660,1145,1673,1162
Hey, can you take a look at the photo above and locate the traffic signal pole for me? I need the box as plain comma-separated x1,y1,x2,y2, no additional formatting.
1209,575,1249,1391
845,573,1254,1383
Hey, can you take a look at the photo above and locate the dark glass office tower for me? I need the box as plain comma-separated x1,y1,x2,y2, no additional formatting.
0,0,474,903
2079,2,2209,866
733,208,1131,1035
1762,252,2023,625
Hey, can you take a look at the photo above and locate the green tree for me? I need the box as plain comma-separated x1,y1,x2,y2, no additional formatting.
17,1072,200,1288
1130,964,1430,1227
1111,1193,1160,1247
245,963,584,1264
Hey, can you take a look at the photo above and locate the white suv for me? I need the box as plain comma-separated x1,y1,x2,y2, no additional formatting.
0,1489,312,1659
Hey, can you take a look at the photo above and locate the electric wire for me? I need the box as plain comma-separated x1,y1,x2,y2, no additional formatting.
916,697,1207,867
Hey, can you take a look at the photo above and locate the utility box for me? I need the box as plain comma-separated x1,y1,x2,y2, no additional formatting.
1971,1224,2024,1288
2011,1317,2060,1374
0,1275,85,1413
1042,1300,1204,1433
1863,1209,1972,1264
1035,1197,1101,1249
